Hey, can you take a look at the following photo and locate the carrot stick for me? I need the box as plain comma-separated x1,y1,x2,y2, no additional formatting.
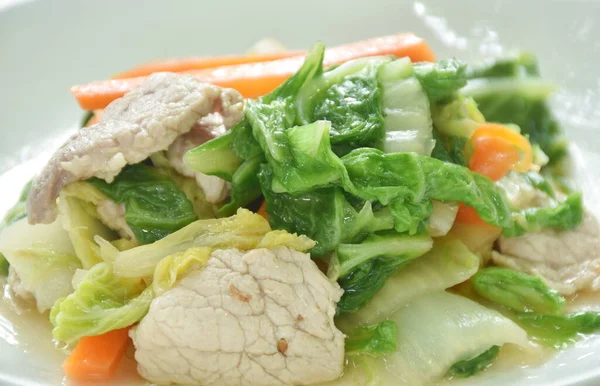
71,33,436,110
63,327,131,381
112,51,304,79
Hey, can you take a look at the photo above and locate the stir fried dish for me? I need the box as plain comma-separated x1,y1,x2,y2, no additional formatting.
1,33,598,386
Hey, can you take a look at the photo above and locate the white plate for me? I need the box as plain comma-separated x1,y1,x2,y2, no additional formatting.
1,0,600,385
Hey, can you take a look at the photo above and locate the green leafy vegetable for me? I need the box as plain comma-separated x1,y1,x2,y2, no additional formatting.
90,164,197,244
337,258,410,315
448,346,500,378
472,267,565,314
260,176,345,256
183,131,243,181
414,59,467,104
58,182,118,268
336,233,432,314
0,255,8,277
103,209,312,278
230,118,263,160
464,54,566,163
184,119,264,217
260,165,393,256
50,262,152,343
80,111,95,128
338,236,480,329
181,45,519,318
345,320,398,356
218,155,264,216
432,96,485,138
302,57,387,152
269,120,347,192
431,130,468,166
515,312,600,349
341,148,512,233
150,151,218,219
336,233,432,278
466,52,539,79
504,193,583,237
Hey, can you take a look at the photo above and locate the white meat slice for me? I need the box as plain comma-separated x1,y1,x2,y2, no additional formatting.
131,246,345,386
27,73,243,225
495,212,600,295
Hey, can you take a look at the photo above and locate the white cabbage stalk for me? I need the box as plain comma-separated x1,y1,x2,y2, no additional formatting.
328,292,534,386
338,236,479,329
428,201,459,237
379,58,434,155
0,217,81,312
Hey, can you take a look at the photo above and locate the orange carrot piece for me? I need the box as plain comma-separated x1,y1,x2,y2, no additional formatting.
457,123,533,226
257,201,269,221
469,136,524,182
256,201,269,221
455,204,501,228
71,33,436,110
112,51,305,79
469,123,533,181
63,327,131,381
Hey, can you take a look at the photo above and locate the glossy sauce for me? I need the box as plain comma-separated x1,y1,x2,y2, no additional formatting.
0,277,143,386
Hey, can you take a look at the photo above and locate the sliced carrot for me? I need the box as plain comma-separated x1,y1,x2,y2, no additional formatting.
469,123,533,181
71,33,436,110
257,201,269,221
63,327,131,381
112,51,304,79
457,123,533,226
469,123,533,182
455,204,501,228
469,136,524,182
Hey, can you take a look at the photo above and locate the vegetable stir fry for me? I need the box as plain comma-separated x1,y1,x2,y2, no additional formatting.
0,33,598,386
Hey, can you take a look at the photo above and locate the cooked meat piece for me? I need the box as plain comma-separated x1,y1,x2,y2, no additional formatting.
495,212,600,295
27,73,243,225
95,200,135,240
167,112,232,203
131,246,345,386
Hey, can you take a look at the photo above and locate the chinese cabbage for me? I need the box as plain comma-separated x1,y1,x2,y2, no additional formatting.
338,236,479,329
333,291,532,386
379,59,434,155
89,164,197,245
105,209,314,278
335,233,433,313
50,262,152,343
59,182,117,269
472,267,565,314
0,217,81,312
341,148,512,233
